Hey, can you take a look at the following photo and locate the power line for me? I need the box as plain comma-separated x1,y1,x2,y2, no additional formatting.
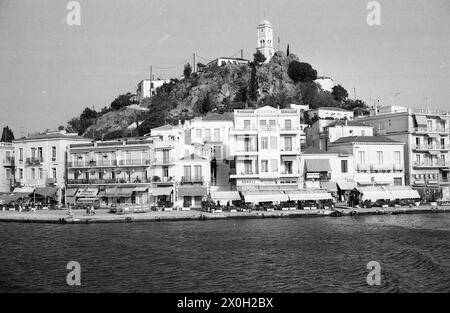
152,57,191,70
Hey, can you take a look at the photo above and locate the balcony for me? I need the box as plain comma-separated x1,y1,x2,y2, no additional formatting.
67,178,151,185
230,126,258,135
280,171,300,177
3,157,15,166
150,157,176,166
230,171,259,179
413,144,450,151
234,147,258,154
25,157,43,166
280,147,300,154
181,176,204,184
413,161,450,168
357,164,371,172
414,127,450,134
118,159,150,166
68,160,117,167
280,126,299,134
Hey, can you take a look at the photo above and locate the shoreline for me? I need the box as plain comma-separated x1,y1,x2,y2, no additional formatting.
0,205,449,224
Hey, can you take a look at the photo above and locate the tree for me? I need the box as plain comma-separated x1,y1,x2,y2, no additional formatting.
287,61,317,83
197,62,206,72
110,92,133,110
286,44,290,56
253,50,266,66
0,126,14,142
331,84,348,103
183,63,192,79
248,63,259,102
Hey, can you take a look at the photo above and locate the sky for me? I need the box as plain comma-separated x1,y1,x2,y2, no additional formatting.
0,0,449,137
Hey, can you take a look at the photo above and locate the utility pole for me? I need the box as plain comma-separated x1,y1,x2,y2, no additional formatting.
240,49,243,59
353,88,356,100
149,65,153,97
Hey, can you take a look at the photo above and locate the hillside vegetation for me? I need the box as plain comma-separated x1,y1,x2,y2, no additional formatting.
67,50,367,139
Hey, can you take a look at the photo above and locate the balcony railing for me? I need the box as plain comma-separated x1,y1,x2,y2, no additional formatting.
413,144,450,150
280,126,299,131
235,147,258,153
118,159,150,166
414,127,450,134
68,160,117,167
67,178,151,185
150,157,176,166
181,176,204,183
413,161,450,168
26,157,43,165
231,126,258,132
3,157,14,166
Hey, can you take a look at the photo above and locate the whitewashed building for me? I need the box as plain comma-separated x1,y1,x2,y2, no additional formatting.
0,142,15,193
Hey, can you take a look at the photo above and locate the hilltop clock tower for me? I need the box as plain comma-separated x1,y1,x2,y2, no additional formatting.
256,19,275,63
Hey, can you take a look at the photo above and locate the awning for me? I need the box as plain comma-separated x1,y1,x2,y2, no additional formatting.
428,151,440,155
357,186,393,201
285,190,332,201
178,186,207,197
117,188,135,197
384,186,420,200
75,188,98,197
210,190,241,202
101,187,134,197
426,133,439,138
305,159,331,172
281,156,298,161
150,187,173,196
13,187,35,194
321,181,338,192
337,181,357,191
242,191,289,203
66,188,78,197
133,186,148,192
34,187,58,198
0,193,30,204
415,115,427,125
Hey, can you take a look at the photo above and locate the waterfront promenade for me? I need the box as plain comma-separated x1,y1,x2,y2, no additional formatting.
0,205,449,224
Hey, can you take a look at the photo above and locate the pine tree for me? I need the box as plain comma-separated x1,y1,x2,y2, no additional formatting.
287,44,290,56
0,126,14,142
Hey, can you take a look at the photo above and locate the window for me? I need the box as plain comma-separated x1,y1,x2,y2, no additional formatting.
377,151,383,165
358,151,365,164
427,120,432,129
31,168,35,180
204,129,211,141
284,120,291,130
194,165,202,179
270,159,278,172
38,168,43,180
19,168,23,179
284,137,292,151
162,150,169,163
31,148,36,159
214,128,220,141
261,160,268,172
52,168,57,179
194,196,202,206
361,130,366,136
19,148,23,161
184,196,192,207
261,137,268,150
183,166,191,180
259,120,267,127
416,154,421,163
244,160,252,174
269,120,276,127
270,136,277,150
52,146,56,160
37,147,43,159
196,129,202,138
284,161,293,174
416,137,420,145
395,151,401,165
394,178,402,186
244,120,250,129
162,166,169,178
341,160,348,173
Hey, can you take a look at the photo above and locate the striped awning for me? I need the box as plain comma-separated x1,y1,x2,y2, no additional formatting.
285,190,332,201
210,190,241,202
242,191,289,203
384,186,420,200
150,187,173,196
35,187,58,197
13,187,35,194
337,181,357,191
305,159,331,172
357,186,393,201
76,188,98,197
415,115,427,125
321,181,338,192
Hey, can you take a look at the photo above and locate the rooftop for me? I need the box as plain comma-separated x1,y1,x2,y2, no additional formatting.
150,124,181,132
309,107,352,112
331,136,401,144
14,131,88,142
302,147,332,154
325,120,370,128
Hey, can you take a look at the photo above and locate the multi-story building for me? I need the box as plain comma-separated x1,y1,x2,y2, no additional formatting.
328,136,405,186
206,57,249,69
306,119,373,150
229,106,303,195
13,130,91,203
306,107,354,121
357,105,450,200
136,78,172,101
183,112,234,161
0,142,15,193
66,137,153,206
